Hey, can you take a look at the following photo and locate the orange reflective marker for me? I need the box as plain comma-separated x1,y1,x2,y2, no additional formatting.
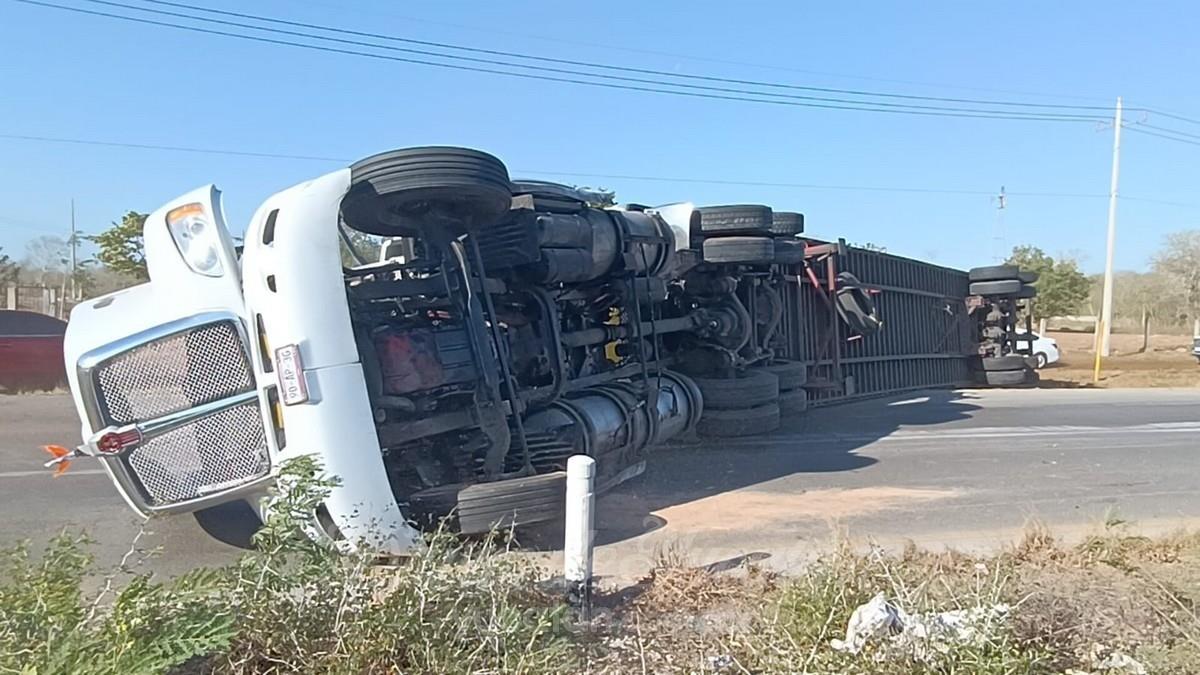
42,445,74,477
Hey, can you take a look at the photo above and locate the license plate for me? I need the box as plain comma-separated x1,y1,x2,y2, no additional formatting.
274,344,309,405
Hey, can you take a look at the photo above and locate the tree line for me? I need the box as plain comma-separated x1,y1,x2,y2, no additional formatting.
2,212,147,300
1005,232,1200,332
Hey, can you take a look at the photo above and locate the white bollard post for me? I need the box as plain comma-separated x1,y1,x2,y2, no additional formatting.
1038,318,1047,337
564,455,596,614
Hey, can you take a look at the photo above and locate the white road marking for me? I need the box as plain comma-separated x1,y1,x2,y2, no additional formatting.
717,421,1200,447
0,469,108,478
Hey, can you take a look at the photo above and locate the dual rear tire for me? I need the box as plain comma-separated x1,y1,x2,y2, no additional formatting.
692,370,781,437
692,360,810,437
697,204,804,266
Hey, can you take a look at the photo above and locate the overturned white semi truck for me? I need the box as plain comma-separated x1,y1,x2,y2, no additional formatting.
55,147,1033,553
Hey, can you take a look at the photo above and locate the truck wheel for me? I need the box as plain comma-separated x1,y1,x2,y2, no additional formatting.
773,239,806,264
702,236,775,264
698,204,774,235
1018,270,1039,283
770,211,805,236
760,360,808,390
983,369,1030,387
1035,353,1048,369
697,402,781,437
692,370,779,409
193,500,262,550
408,472,567,534
341,146,513,236
969,279,1023,296
968,265,1020,282
779,388,809,414
1016,284,1037,299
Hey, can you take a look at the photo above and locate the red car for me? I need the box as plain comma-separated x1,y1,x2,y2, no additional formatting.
0,309,68,392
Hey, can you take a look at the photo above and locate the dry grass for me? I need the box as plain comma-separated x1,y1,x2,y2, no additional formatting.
1038,330,1200,388
581,521,1200,673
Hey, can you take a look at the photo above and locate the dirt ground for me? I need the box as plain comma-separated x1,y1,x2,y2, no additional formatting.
1040,330,1200,388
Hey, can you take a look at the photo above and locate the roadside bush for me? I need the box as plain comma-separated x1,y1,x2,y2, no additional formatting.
0,533,234,674
0,457,576,675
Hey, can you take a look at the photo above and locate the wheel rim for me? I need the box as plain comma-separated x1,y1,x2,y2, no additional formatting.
1036,354,1047,368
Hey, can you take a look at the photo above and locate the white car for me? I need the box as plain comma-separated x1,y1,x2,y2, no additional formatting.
1015,330,1060,368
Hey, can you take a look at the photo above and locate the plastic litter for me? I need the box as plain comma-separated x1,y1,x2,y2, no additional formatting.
831,592,1010,661
830,593,905,654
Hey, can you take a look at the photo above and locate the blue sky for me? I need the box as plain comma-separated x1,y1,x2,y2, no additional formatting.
2,0,1198,273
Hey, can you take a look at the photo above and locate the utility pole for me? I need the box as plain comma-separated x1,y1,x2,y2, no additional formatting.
993,186,1007,262
69,199,79,301
1098,97,1122,357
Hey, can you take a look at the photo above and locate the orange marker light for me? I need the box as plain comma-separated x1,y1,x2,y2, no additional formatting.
42,445,74,477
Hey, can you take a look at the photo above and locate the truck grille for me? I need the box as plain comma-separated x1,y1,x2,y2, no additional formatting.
94,321,253,425
127,402,269,506
85,317,270,508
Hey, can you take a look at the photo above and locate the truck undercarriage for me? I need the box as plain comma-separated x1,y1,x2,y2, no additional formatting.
333,148,810,534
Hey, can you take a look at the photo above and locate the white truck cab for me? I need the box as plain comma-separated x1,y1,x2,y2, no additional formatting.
66,175,420,553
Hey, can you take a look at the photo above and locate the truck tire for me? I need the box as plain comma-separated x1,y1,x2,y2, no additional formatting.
1018,270,1039,283
969,279,1023,296
692,370,779,409
760,360,808,390
407,471,567,534
779,388,809,414
341,146,513,236
983,369,1031,387
1016,284,1037,299
697,402,781,437
968,265,1020,282
698,204,774,235
702,236,775,264
770,211,805,236
774,239,806,264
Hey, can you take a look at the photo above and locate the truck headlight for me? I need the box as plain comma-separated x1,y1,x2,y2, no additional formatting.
166,203,224,277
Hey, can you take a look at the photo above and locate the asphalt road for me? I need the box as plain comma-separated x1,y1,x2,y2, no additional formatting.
2,388,1198,579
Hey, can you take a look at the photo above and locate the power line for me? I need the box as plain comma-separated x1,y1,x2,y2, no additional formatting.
1135,123,1200,141
14,0,1109,122
1123,125,1200,148
0,130,1167,203
293,0,1114,103
1143,108,1200,127
519,169,1113,199
71,0,1111,120
287,0,1200,115
131,0,1120,114
140,0,1200,129
1123,195,1200,208
83,0,1103,118
0,132,350,161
